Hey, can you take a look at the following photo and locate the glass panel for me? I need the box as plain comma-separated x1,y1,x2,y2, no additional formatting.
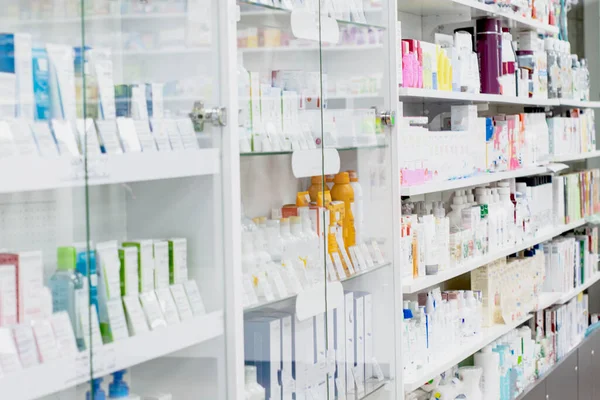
237,1,329,399
319,1,397,399
79,0,228,399
0,1,91,399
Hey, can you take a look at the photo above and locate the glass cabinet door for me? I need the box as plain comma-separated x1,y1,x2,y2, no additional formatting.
78,0,236,399
238,1,400,399
0,1,92,399
318,1,400,399
237,1,331,399
0,0,238,399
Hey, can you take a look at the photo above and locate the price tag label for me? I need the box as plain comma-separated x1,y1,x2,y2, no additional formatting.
326,256,338,281
332,253,347,280
243,274,259,306
269,268,289,299
255,272,276,302
352,366,365,396
370,240,386,265
372,357,385,382
360,243,375,269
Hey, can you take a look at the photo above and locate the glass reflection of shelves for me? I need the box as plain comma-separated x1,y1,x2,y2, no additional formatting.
241,144,387,157
243,261,391,313
238,0,386,30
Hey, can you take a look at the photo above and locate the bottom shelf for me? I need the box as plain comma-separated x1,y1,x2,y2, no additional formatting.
403,315,533,393
515,329,600,400
0,311,224,399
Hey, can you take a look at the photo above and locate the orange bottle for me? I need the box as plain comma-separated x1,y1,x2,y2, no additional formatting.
308,176,326,203
330,172,356,248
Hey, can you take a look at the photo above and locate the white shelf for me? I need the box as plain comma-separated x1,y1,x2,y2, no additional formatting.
398,87,559,106
400,165,548,197
532,292,564,312
241,44,383,53
398,0,557,33
398,88,600,109
2,12,187,25
402,219,588,294
0,149,220,194
555,273,600,305
245,262,391,313
115,47,211,56
0,311,223,400
452,0,559,33
549,150,600,163
328,93,383,100
559,99,600,108
403,314,533,393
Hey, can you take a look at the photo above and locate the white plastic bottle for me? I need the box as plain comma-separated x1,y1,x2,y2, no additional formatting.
245,366,266,400
448,195,467,230
498,185,515,246
298,207,320,266
291,216,317,285
475,345,501,400
348,170,364,244
280,218,308,288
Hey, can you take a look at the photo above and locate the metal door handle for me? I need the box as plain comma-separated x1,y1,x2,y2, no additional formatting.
189,101,227,132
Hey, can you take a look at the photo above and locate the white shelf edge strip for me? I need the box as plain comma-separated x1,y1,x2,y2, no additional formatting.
403,314,533,393
0,311,224,399
555,273,600,305
549,150,600,163
0,149,220,194
400,165,548,196
399,87,600,108
532,292,564,312
402,219,588,293
399,87,559,106
241,44,383,53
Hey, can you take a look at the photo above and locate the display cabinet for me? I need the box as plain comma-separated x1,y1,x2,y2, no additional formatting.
0,0,241,399
237,1,402,400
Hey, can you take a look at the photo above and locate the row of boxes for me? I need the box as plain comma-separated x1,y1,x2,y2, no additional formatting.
244,291,374,399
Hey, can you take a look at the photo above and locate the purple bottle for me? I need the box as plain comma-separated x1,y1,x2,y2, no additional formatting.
476,18,502,94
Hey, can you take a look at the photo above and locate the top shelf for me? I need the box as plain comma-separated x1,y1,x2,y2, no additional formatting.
238,0,387,30
398,0,558,34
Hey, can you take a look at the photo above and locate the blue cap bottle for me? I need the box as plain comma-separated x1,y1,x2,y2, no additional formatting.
109,370,130,399
87,378,106,400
